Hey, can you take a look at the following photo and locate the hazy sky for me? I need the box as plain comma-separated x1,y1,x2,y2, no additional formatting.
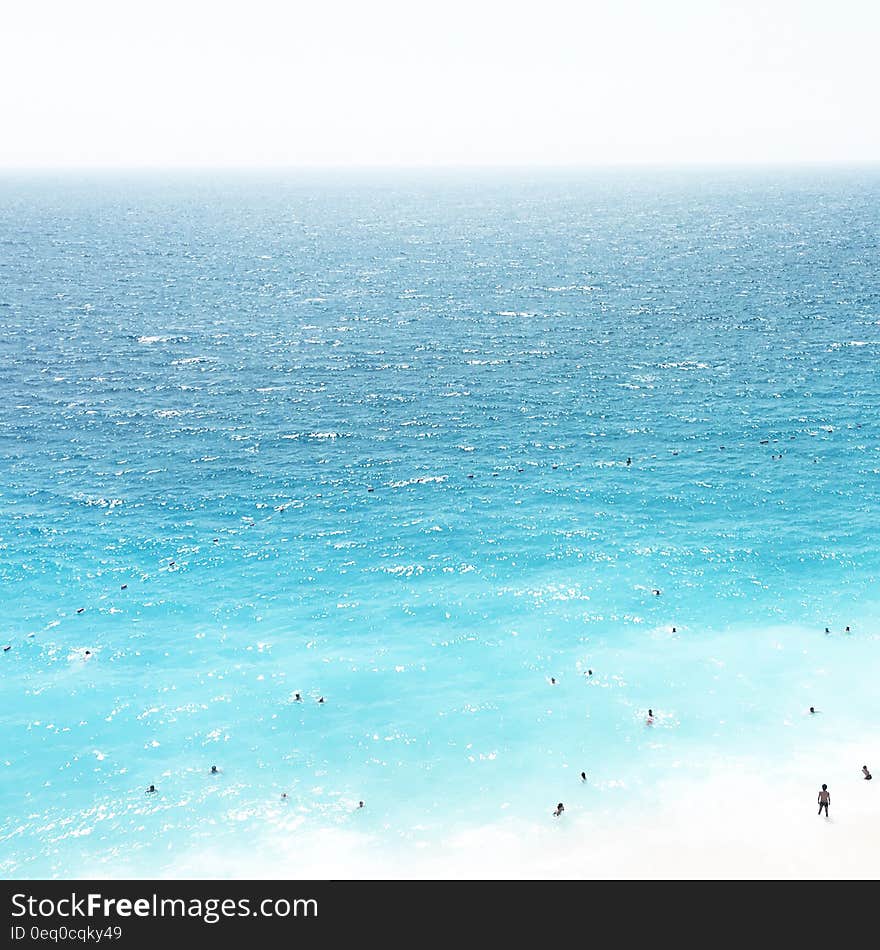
2,0,877,166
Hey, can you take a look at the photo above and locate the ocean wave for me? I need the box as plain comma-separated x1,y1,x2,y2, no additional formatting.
388,475,448,488
136,335,189,344
74,494,123,509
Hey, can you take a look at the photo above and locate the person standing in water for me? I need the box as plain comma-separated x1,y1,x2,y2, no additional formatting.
817,784,830,817
863,766,872,781
553,802,565,817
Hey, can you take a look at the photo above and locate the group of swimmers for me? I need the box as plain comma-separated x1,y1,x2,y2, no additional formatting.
146,768,367,809
550,663,871,820
4,561,870,823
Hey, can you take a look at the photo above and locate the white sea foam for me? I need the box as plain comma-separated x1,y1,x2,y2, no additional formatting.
107,738,879,880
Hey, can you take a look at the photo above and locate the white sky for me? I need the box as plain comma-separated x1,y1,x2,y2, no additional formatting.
1,0,877,167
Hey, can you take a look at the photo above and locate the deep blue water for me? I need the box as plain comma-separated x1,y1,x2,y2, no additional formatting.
1,169,879,877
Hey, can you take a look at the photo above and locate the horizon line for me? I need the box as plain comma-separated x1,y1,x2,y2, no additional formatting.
1,159,880,174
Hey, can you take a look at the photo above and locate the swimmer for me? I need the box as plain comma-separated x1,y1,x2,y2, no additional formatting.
586,669,593,677
863,766,872,781
553,802,564,817
580,772,587,782
121,584,128,590
626,458,631,466
317,697,325,704
367,487,374,492
77,608,85,614
84,650,91,657
809,706,817,714
817,784,830,817
3,645,10,652
646,708,654,724
652,589,661,596
845,626,851,634
210,765,219,774
294,692,302,702
550,677,556,685
146,784,157,794
824,627,830,634
358,801,364,808
281,792,288,800
672,627,677,634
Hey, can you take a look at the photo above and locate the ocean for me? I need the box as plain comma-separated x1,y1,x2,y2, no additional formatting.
1,168,878,878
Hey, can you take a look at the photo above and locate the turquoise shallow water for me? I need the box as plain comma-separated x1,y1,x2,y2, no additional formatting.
1,169,879,877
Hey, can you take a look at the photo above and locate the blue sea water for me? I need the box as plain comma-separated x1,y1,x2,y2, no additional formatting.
1,168,879,878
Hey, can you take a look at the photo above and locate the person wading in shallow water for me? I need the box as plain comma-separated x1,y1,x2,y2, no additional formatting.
817,784,830,817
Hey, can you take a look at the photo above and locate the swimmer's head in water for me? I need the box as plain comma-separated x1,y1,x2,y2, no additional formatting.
211,765,218,773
